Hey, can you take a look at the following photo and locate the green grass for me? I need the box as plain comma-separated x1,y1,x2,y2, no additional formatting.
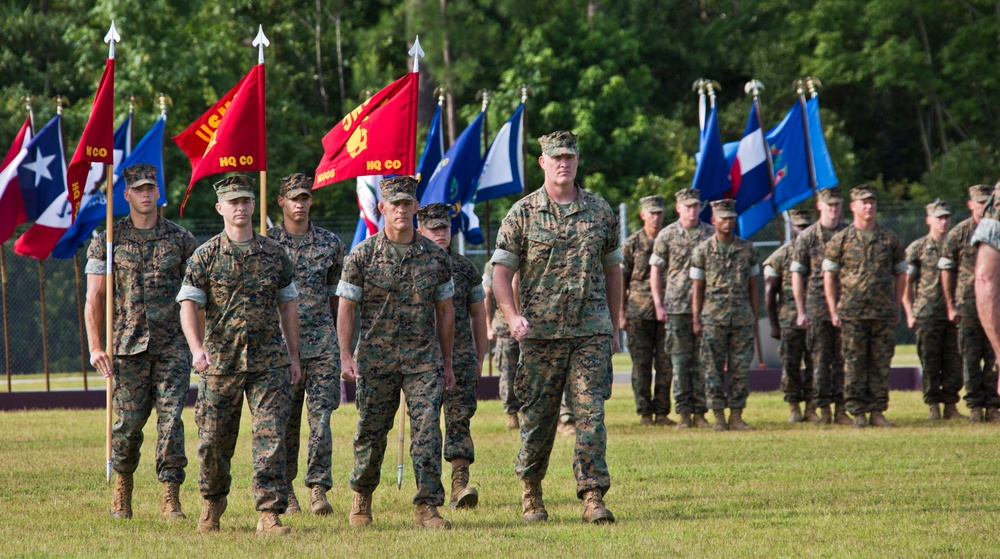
2,383,999,558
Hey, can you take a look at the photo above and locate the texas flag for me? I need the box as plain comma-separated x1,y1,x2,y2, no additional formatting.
729,102,772,215
13,115,70,260
0,116,33,244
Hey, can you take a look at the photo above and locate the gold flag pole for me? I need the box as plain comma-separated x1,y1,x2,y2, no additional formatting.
253,25,270,236
104,21,120,483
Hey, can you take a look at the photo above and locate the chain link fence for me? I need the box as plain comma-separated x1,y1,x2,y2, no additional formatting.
0,201,961,390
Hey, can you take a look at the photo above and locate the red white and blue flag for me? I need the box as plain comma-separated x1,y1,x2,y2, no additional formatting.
12,115,70,260
729,102,772,215
0,116,33,244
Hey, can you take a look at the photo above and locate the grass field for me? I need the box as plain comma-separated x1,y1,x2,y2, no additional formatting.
2,379,1000,558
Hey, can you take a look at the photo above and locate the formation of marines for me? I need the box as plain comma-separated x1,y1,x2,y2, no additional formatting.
87,130,1000,534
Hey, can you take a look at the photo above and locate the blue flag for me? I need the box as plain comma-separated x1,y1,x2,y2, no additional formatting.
693,105,731,221
16,115,67,222
475,104,525,202
807,97,838,190
421,112,484,244
51,115,133,259
766,101,811,214
115,116,167,210
416,104,444,202
350,214,367,250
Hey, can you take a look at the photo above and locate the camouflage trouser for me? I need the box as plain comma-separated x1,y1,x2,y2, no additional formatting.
668,314,707,414
780,325,814,404
515,335,612,499
627,318,672,415
443,354,479,463
285,353,341,490
915,319,962,405
196,369,290,512
959,315,1000,409
841,320,895,415
351,367,445,506
112,350,190,483
494,336,522,415
809,319,845,407
700,324,755,410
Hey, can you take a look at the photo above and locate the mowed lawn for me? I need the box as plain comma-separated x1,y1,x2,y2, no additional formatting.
2,374,1000,559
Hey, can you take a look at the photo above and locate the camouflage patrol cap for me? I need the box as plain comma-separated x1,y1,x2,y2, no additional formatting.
675,188,701,207
788,209,813,228
213,175,255,201
417,202,451,229
710,198,737,218
926,199,951,217
277,173,312,199
538,130,579,157
816,188,843,204
850,184,877,201
379,176,418,203
640,195,666,213
969,184,992,202
122,163,157,189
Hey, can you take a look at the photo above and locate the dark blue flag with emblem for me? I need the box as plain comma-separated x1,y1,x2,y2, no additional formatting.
420,112,484,244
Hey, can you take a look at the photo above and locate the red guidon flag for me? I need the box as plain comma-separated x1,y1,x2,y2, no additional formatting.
173,64,266,214
313,72,418,189
66,58,115,220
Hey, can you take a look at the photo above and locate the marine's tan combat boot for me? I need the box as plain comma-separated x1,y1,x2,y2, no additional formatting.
814,404,832,425
712,409,728,432
928,404,942,420
256,511,291,536
788,402,804,423
942,403,968,421
693,412,712,429
869,411,896,428
675,413,693,430
639,414,653,426
349,491,373,526
309,485,333,515
852,413,867,428
729,408,756,431
834,403,854,425
110,473,133,519
655,414,677,426
196,497,227,532
969,407,984,423
286,485,301,513
803,404,820,423
161,481,186,521
415,504,451,529
986,408,1000,423
449,464,479,509
581,488,616,524
506,413,519,430
522,479,548,522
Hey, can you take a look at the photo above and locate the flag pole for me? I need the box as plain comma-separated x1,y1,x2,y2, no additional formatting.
157,93,171,219
1,242,9,392
38,260,49,391
744,79,771,370
104,21,120,483
74,255,88,391
253,25,270,235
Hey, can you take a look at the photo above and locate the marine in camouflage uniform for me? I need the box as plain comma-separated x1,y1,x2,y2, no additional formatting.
823,185,906,428
621,195,673,426
939,184,1000,422
650,188,715,429
491,131,621,524
268,173,346,515
903,200,965,420
177,175,301,535
791,188,849,425
763,210,815,423
483,261,521,429
970,185,1000,401
85,163,198,520
690,199,760,432
337,177,455,529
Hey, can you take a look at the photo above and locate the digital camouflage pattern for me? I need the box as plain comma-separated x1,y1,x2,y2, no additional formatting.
650,220,715,315
277,172,312,199
823,224,906,321
690,236,759,327
905,235,948,320
490,184,622,339
538,130,579,156
939,218,980,318
515,336,612,497
790,222,847,321
213,174,256,201
958,317,999,409
196,369,290,511
111,351,190,482
808,320,845,407
763,243,799,327
627,318,671,415
700,324,755,409
841,319,895,414
285,353,340,489
86,217,199,355
482,262,509,337
379,175,419,202
178,232,296,374
972,190,1000,250
915,320,962,405
444,251,485,463
669,314,707,415
494,336,521,415
763,244,813,404
622,228,659,320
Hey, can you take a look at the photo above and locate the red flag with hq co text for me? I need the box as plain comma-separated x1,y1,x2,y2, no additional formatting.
313,72,418,189
66,58,115,221
0,116,32,244
173,64,267,214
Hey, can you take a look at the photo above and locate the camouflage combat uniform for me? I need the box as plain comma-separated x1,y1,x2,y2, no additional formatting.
269,221,345,491
483,262,521,415
905,235,962,406
491,183,622,498
690,235,759,410
337,231,454,506
443,250,485,463
86,217,198,483
650,220,715,414
823,224,906,415
763,243,814,405
791,221,847,408
177,231,298,512
622,227,672,417
940,217,1000,410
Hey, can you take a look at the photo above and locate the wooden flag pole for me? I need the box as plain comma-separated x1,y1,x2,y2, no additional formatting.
39,261,49,391
74,255,89,391
103,20,120,484
1,244,10,392
253,26,270,237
